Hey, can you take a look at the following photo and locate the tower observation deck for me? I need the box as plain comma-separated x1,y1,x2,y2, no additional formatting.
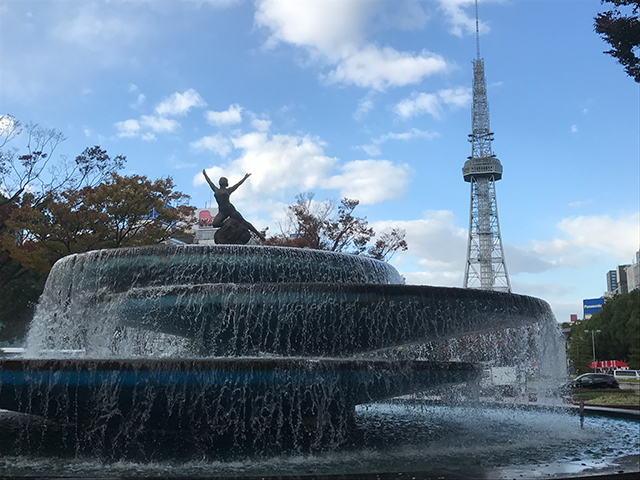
462,1,511,293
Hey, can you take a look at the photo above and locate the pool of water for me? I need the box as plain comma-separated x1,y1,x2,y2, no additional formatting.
0,402,638,478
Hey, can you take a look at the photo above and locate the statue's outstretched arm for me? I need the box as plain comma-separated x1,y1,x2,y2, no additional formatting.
202,169,219,192
228,173,251,194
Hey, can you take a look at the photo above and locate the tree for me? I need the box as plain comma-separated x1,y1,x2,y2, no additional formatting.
1,116,66,206
0,266,46,344
594,0,640,82
0,119,126,343
265,193,407,261
3,173,195,274
0,191,49,343
1,137,125,280
86,174,194,249
566,290,640,373
367,227,408,261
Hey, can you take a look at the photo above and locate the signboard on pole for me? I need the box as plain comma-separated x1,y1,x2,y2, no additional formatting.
583,297,604,318
196,209,218,230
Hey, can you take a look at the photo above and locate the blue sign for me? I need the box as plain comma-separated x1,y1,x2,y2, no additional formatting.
583,297,604,315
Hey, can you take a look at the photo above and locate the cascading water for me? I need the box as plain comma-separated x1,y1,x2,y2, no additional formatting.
3,244,634,479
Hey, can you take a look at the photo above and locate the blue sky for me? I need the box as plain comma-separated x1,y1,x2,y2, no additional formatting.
1,0,638,323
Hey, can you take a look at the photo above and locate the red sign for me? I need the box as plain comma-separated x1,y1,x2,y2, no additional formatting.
590,360,628,369
197,209,216,230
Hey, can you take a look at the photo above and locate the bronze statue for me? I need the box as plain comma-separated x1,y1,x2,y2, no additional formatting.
202,169,265,242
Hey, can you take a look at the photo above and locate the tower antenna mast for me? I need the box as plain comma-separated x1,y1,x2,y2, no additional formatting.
475,0,481,60
462,0,511,293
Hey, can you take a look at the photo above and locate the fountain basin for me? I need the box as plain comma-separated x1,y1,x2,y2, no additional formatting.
106,283,553,357
0,358,478,445
28,246,554,358
43,244,404,296
8,244,566,460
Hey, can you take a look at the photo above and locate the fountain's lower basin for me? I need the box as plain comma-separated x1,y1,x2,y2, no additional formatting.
1,401,637,477
0,358,478,432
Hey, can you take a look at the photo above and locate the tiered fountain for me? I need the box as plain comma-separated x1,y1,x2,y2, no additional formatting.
0,244,558,460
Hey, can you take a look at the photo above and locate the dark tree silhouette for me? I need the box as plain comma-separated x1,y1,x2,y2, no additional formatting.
266,193,407,261
595,0,640,82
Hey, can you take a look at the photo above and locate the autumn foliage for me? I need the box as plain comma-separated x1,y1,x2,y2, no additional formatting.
265,193,407,261
2,174,195,273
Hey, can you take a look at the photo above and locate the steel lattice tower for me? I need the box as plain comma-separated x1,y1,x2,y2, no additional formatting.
462,1,511,293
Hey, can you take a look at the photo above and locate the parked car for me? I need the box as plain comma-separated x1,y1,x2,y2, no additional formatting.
564,373,619,389
613,369,640,380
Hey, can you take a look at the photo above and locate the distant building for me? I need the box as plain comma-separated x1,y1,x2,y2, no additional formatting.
605,252,639,295
616,264,630,294
625,251,639,292
606,270,618,294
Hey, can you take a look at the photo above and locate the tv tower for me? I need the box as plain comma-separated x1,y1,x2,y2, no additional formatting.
462,0,511,293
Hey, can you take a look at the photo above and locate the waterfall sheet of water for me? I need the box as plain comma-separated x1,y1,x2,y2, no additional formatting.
0,245,580,472
0,402,637,477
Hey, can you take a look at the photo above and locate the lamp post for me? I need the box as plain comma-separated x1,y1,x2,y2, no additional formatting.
585,329,601,372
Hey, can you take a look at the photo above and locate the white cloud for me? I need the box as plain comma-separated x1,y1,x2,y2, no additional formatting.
155,89,207,116
555,214,639,260
358,128,440,156
360,144,382,157
323,45,448,91
437,0,491,37
115,119,141,138
505,213,639,272
255,0,450,90
437,86,473,108
140,115,180,133
183,0,244,6
115,114,179,138
395,92,440,119
131,93,146,109
571,124,578,133
369,211,638,300
371,210,467,287
196,132,337,197
0,114,17,133
168,154,197,170
206,104,243,126
194,131,412,224
190,134,233,157
256,0,369,53
394,87,471,119
251,118,272,132
51,3,139,51
115,89,205,139
381,129,440,142
568,199,593,208
353,96,374,120
326,159,411,204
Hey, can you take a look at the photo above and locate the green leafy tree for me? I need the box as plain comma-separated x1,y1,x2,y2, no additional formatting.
566,323,597,374
566,290,640,372
595,0,640,82
266,192,407,261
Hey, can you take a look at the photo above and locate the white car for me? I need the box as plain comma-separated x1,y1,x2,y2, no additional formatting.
613,369,640,380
